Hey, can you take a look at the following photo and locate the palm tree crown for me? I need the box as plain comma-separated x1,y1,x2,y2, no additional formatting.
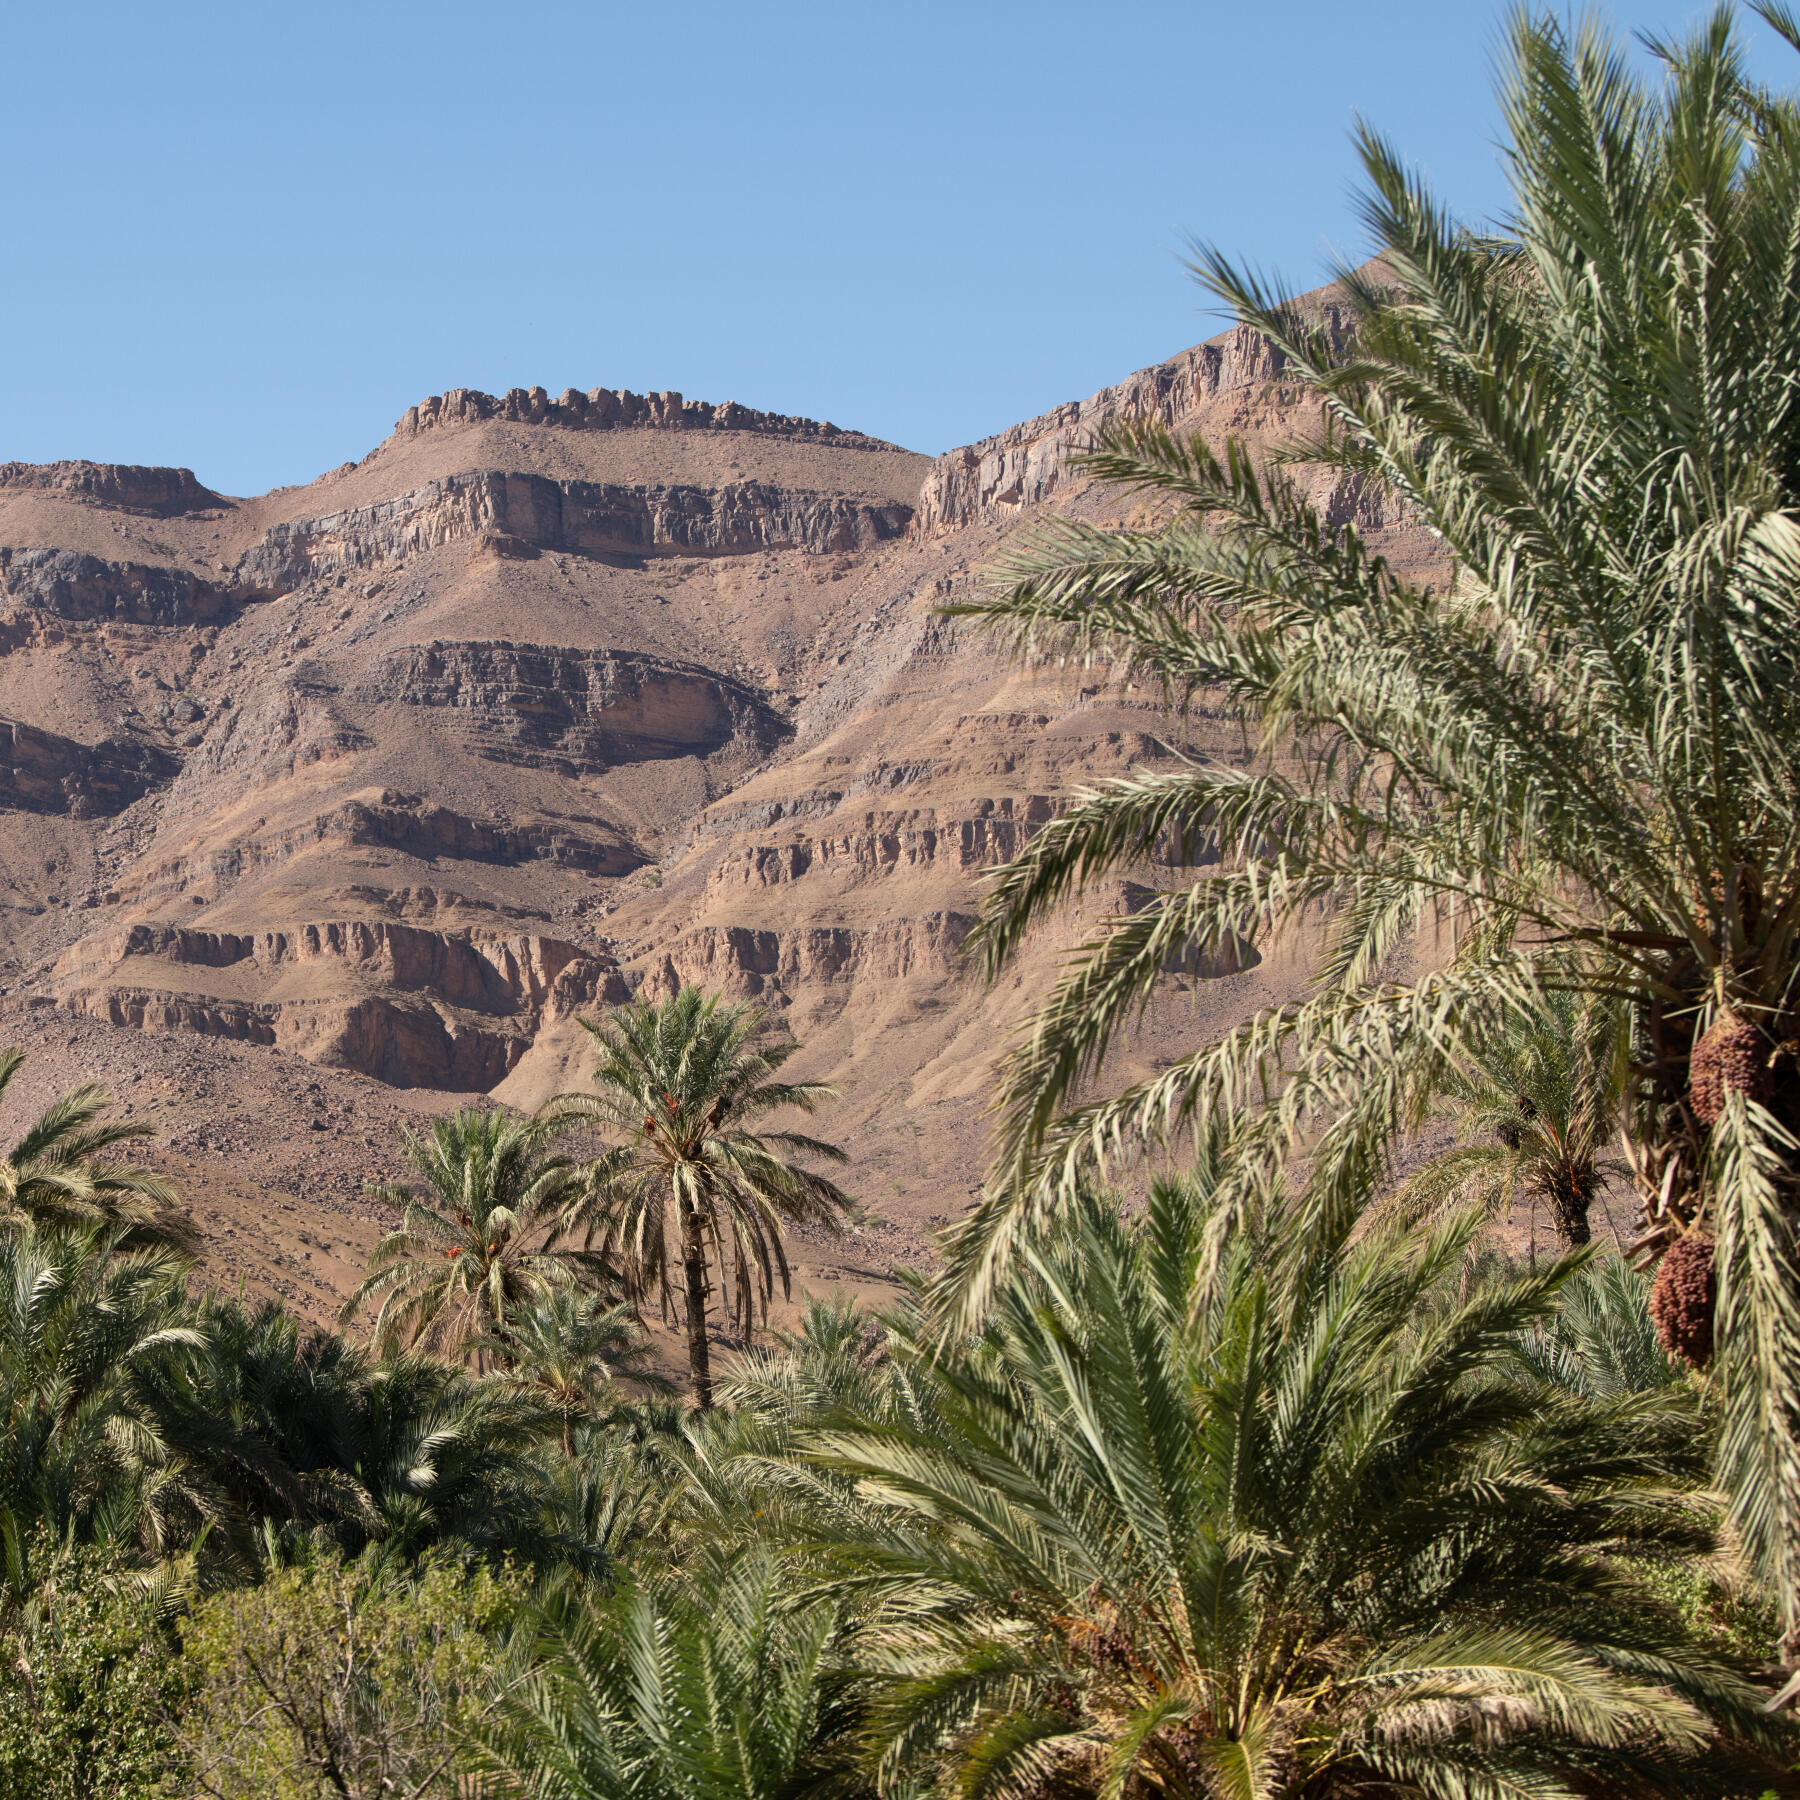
477,1287,668,1453
0,1048,182,1242
549,987,851,1410
341,1108,579,1360
952,4,1800,1642
806,1178,1779,1798
1388,990,1629,1250
0,1225,205,1589
481,1548,859,1800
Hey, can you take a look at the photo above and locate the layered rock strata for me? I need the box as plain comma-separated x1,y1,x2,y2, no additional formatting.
372,642,790,776
53,921,625,1089
394,385,897,450
915,301,1363,533
0,282,1444,1327
0,548,234,626
0,461,224,516
0,717,177,816
234,473,911,592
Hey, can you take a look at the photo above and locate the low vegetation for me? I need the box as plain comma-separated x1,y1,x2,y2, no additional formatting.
4,7,1800,1798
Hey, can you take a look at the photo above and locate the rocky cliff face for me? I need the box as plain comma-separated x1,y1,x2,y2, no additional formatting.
911,292,1418,570
0,717,177,815
0,461,224,516
52,919,625,1088
369,642,790,775
914,310,1347,529
0,548,235,626
393,384,897,450
235,472,912,594
0,295,1441,1322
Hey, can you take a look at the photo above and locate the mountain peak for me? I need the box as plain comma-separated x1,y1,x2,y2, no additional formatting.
392,384,903,454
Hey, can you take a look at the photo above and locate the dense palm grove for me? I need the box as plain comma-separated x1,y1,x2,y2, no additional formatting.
8,10,1800,1797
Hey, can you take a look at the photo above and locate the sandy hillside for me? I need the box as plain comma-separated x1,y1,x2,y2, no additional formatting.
0,290,1469,1335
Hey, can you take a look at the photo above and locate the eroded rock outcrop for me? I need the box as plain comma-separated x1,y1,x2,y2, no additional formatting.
643,913,977,1003
915,307,1357,533
60,919,592,1006
113,794,642,911
392,385,898,451
0,461,225,517
0,549,234,626
0,717,177,816
234,471,911,591
708,799,1055,888
54,920,628,1088
306,793,643,876
372,642,788,776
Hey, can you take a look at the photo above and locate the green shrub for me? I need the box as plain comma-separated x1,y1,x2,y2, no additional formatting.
177,1550,524,1800
0,1545,191,1800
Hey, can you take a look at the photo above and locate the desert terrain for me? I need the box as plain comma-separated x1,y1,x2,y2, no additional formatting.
0,286,1463,1333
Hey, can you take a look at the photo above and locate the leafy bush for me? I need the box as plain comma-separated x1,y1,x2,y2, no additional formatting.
176,1550,524,1800
0,1544,191,1800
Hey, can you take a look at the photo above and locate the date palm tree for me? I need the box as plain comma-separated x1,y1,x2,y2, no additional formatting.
137,1291,558,1564
1514,1252,1682,1401
716,1294,905,1429
951,4,1800,1645
0,1225,205,1598
480,1547,860,1800
547,988,851,1411
340,1108,580,1362
337,1353,552,1558
0,1048,182,1243
808,1177,1781,1799
475,1287,668,1453
1386,989,1630,1250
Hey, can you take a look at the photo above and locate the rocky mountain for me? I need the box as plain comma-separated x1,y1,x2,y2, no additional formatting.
0,288,1440,1326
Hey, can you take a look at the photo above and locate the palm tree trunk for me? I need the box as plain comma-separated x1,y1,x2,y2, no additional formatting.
681,1207,713,1410
1546,1166,1592,1249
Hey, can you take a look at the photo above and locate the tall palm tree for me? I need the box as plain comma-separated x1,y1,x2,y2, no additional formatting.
0,1048,182,1242
1388,990,1629,1249
950,5,1800,1643
548,988,851,1411
805,1177,1781,1799
341,1109,579,1361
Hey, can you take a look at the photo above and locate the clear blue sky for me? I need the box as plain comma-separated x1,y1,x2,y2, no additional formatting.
0,2,1792,495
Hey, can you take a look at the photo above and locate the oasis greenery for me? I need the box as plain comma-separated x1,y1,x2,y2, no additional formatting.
2,8,1799,1798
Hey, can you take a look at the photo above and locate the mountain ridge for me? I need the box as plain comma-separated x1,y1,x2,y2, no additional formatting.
0,288,1440,1330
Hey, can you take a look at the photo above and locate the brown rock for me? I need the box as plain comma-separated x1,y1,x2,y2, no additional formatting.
0,278,1442,1328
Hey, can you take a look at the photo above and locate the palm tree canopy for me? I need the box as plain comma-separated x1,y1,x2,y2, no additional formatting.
0,1048,183,1243
0,1225,206,1590
802,1176,1780,1799
341,1108,580,1359
949,2,1800,1632
551,988,852,1335
480,1547,860,1800
476,1287,671,1423
1384,989,1630,1248
716,1295,908,1429
1513,1253,1686,1401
